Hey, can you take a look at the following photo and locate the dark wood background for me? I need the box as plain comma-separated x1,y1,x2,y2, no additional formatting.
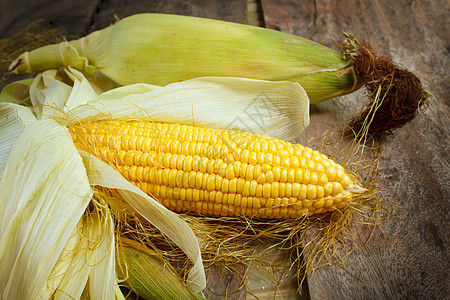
0,0,448,299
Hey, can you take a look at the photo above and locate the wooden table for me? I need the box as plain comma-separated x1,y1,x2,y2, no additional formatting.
1,0,448,299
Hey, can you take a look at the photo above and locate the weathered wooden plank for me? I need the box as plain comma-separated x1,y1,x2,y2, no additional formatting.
261,0,449,299
90,0,247,32
0,0,247,38
0,0,100,38
204,265,246,300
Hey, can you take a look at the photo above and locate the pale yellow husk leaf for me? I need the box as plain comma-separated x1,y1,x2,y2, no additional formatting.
70,76,310,141
39,208,115,300
29,67,98,119
0,102,36,177
39,220,88,299
0,119,93,299
85,208,115,300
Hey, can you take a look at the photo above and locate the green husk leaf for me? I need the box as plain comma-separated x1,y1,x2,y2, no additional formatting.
117,238,205,300
0,78,33,104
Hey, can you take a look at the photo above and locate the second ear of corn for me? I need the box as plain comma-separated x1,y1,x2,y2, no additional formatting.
10,13,360,103
117,238,203,300
70,120,364,219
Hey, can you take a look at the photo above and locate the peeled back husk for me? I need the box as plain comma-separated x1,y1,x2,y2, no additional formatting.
9,13,359,104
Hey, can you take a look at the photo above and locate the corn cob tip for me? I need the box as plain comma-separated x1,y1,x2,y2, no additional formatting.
348,182,367,194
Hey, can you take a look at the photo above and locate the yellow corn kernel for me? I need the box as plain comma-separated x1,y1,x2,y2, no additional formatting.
265,170,275,183
249,180,258,196
256,173,265,184
324,198,334,208
318,174,328,186
307,184,316,200
271,182,279,198
326,167,337,181
253,164,262,179
242,181,250,197
229,178,238,193
292,183,301,197
332,182,343,196
273,166,281,181
341,175,352,188
221,178,229,193
316,186,324,198
279,182,286,197
302,171,310,184
246,164,255,180
309,173,318,185
263,183,271,198
261,163,272,173
207,174,216,191
335,168,346,182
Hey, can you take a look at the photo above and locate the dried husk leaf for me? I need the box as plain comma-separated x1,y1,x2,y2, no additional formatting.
40,208,115,300
0,102,36,177
85,208,115,300
68,76,309,141
0,119,92,299
29,67,98,119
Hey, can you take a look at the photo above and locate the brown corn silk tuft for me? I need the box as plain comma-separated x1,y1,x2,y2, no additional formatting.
346,40,430,136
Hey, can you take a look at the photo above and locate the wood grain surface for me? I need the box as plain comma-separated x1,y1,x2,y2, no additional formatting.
262,0,449,299
0,0,448,299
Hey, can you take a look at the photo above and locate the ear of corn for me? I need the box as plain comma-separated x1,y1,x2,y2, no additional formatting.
116,238,205,300
70,120,365,219
10,13,359,103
